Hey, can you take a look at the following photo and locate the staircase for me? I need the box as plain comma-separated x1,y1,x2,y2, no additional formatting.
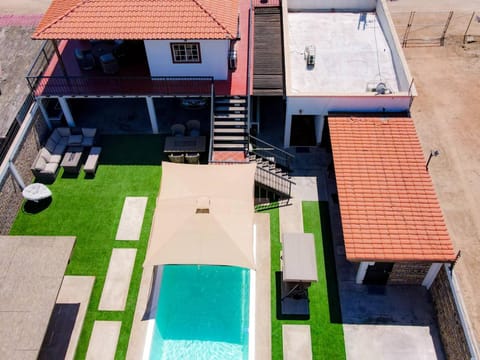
248,135,296,208
212,96,249,154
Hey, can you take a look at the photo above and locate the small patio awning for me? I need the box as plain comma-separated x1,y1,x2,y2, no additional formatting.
143,162,257,269
282,233,318,282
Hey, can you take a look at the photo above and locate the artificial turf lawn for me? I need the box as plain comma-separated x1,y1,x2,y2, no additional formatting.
266,202,346,360
10,135,164,360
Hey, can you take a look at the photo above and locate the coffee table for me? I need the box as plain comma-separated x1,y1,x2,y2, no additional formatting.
61,146,84,174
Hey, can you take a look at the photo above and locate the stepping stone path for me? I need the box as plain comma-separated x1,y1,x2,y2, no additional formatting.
115,197,148,240
99,249,137,311
282,325,312,360
86,321,121,360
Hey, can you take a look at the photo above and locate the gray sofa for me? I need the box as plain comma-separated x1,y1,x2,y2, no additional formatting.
31,127,97,182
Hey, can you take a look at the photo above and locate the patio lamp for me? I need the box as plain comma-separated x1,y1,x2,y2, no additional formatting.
425,149,440,171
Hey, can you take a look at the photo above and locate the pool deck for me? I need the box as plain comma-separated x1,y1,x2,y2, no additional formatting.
125,213,271,359
0,235,75,359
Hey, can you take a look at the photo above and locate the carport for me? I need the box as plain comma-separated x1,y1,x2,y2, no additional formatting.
328,116,456,286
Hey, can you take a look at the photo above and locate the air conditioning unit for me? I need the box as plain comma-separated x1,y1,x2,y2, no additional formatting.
304,45,315,66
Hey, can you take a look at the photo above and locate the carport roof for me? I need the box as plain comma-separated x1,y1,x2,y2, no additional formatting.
32,0,239,40
329,116,455,263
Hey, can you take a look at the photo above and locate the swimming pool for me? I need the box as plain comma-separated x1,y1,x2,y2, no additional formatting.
146,265,251,360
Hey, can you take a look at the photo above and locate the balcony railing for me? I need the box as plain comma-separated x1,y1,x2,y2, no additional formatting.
27,75,215,97
26,40,214,97
252,0,281,7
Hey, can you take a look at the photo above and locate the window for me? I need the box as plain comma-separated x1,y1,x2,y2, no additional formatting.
170,43,201,63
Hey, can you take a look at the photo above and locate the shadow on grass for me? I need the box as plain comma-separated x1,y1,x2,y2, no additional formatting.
99,134,168,165
23,197,52,214
318,201,343,324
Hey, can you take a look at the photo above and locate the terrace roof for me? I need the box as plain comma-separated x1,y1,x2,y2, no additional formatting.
329,116,456,263
33,0,239,40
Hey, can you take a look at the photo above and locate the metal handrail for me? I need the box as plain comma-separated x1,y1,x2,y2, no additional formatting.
208,82,215,162
249,134,294,169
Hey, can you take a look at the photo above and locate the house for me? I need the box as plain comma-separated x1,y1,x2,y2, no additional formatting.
29,0,248,136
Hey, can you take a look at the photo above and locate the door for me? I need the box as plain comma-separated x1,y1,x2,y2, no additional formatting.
290,115,316,146
363,262,394,285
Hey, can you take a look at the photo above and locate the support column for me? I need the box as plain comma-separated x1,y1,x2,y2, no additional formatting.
145,97,158,134
9,161,25,190
284,113,292,148
37,99,52,130
356,261,374,284
422,262,442,289
58,97,75,127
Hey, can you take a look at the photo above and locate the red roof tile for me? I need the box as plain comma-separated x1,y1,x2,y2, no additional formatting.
329,116,455,263
33,0,239,40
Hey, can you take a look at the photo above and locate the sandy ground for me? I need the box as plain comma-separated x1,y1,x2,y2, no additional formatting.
0,0,51,15
403,38,480,344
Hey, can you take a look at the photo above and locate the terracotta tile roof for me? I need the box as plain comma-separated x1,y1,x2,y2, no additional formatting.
329,116,455,263
33,0,239,40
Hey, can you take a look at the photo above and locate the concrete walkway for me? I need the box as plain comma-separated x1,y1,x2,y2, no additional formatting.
99,248,137,311
56,276,95,360
115,197,148,241
282,325,312,360
86,321,121,360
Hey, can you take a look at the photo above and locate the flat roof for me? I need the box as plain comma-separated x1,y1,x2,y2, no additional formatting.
287,12,399,94
329,117,455,263
0,236,75,359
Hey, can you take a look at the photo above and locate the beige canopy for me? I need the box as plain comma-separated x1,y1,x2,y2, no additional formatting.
143,162,257,269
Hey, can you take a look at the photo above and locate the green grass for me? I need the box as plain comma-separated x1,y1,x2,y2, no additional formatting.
10,135,165,359
266,202,346,360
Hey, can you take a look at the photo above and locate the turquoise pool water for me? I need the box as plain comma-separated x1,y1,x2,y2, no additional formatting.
149,265,250,360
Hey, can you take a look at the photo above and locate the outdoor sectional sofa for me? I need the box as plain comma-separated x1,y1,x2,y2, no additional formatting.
31,127,97,182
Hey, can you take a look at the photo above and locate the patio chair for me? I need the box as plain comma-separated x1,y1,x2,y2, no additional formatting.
74,48,95,71
99,53,120,74
168,153,185,163
171,124,186,137
185,153,200,164
186,120,201,136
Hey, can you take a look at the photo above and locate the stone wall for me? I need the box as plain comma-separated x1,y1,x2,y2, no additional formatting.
388,262,431,285
430,266,471,360
0,110,48,235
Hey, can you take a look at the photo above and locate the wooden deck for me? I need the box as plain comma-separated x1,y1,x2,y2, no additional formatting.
253,7,284,96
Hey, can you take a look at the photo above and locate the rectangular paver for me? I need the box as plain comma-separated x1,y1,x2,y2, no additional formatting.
115,197,148,240
56,276,95,360
85,321,121,360
99,249,137,311
282,325,312,360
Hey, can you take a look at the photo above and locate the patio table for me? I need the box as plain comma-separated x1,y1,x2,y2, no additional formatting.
164,136,206,153
22,183,52,202
61,146,84,174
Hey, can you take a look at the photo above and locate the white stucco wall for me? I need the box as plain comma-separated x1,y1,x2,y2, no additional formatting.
376,0,416,93
144,40,229,80
287,0,376,11
284,95,411,146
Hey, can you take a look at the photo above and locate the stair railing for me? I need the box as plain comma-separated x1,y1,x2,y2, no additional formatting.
249,134,294,170
208,81,215,162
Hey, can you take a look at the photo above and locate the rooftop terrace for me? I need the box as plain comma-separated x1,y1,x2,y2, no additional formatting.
286,11,399,95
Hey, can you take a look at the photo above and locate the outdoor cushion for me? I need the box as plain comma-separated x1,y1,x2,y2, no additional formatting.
34,156,47,171
54,142,67,155
39,148,52,162
68,134,83,145
82,128,97,137
56,127,71,137
44,137,57,153
43,162,58,173
49,130,61,143
49,153,62,163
